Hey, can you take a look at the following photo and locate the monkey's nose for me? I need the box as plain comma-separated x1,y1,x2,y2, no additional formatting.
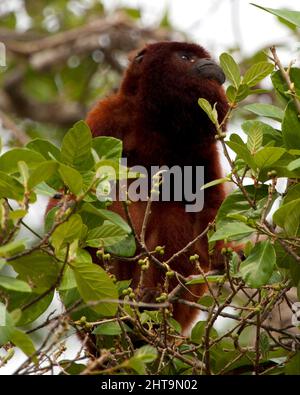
195,58,226,85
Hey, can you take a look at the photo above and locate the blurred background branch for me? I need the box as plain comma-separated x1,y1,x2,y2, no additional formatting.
0,0,298,144
0,0,178,144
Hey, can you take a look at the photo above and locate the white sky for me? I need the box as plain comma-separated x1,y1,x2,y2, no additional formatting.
103,0,299,61
1,0,299,375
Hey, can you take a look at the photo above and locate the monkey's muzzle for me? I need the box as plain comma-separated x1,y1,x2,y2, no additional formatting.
194,58,226,85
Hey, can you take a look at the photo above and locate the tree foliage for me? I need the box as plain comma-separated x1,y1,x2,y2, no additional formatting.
0,2,300,375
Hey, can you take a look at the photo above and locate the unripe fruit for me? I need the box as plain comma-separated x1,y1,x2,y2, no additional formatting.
166,271,175,278
156,293,167,302
155,246,165,255
267,170,277,178
189,254,199,262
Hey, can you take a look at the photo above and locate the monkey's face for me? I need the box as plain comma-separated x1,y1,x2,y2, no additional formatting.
123,41,226,108
121,41,229,134
175,52,225,85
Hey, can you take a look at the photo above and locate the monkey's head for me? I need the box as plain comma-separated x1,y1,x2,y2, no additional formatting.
121,41,228,134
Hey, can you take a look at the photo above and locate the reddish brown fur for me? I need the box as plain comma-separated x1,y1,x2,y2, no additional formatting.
87,42,229,331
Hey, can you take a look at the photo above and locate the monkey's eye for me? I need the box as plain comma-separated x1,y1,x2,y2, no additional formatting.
135,54,144,63
180,54,196,63
134,49,146,64
181,54,190,61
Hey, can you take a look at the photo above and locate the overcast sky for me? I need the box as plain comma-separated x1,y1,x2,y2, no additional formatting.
103,0,299,62
0,0,298,374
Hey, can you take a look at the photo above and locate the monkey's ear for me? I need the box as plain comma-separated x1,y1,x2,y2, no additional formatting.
128,47,147,63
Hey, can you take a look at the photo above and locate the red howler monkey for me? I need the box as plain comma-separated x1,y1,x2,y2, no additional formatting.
85,41,229,332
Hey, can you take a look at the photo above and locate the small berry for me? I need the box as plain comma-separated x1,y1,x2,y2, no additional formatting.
166,271,175,278
189,254,199,262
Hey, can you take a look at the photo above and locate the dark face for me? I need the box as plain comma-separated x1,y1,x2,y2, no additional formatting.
175,52,225,85
123,41,225,99
121,41,228,134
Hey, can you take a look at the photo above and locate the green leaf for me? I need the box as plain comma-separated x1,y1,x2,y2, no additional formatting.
134,345,158,363
226,85,251,103
0,148,45,174
123,344,158,373
81,203,131,233
246,123,263,154
0,306,15,329
58,163,83,195
209,222,254,242
283,183,300,204
282,101,300,150
285,352,300,375
229,252,241,277
86,222,129,248
61,121,93,170
244,103,284,121
34,182,57,197
106,234,136,258
9,252,59,293
243,62,274,87
219,53,241,88
0,240,26,258
10,309,22,325
9,328,36,358
259,331,270,359
27,161,58,189
59,266,77,291
58,360,86,375
26,138,60,160
93,321,131,335
198,98,218,125
0,276,32,293
235,84,250,102
125,357,146,374
197,295,214,307
226,85,237,103
254,147,285,169
252,4,300,28
8,291,54,326
95,159,140,182
271,68,300,102
288,158,300,171
0,172,25,200
71,260,118,316
92,137,122,160
51,214,82,252
9,209,27,221
273,198,300,236
242,120,282,147
18,161,29,187
216,185,269,227
186,275,224,285
59,287,99,322
116,280,132,296
225,140,256,170
191,321,218,344
240,240,276,288
277,197,300,223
